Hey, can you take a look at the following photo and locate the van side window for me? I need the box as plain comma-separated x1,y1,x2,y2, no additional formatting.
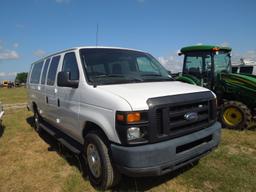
30,61,44,84
62,52,79,80
40,58,51,84
47,56,60,86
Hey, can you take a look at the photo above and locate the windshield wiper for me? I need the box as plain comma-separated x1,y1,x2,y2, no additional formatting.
94,74,124,78
141,74,161,76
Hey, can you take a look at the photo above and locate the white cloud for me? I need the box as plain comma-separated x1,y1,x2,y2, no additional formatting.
0,72,17,81
33,49,47,58
158,52,183,73
220,42,229,47
0,40,20,60
13,43,19,48
0,72,17,77
232,50,256,65
0,50,19,60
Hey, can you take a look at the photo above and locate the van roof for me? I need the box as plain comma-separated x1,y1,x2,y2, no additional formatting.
35,46,147,63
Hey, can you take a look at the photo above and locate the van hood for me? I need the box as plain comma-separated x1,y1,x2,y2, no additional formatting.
98,81,212,110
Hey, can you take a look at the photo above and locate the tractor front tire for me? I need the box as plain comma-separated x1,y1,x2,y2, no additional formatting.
220,101,251,130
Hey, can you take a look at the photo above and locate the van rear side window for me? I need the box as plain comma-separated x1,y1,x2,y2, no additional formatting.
47,56,60,86
41,58,51,84
30,61,44,84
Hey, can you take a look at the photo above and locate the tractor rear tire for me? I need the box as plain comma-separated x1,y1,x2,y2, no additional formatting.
220,101,251,130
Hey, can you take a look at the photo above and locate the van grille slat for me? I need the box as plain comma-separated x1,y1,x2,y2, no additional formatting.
148,92,216,142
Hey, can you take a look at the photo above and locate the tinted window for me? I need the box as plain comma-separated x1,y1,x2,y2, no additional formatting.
40,58,51,84
240,66,253,74
232,66,238,73
47,56,60,86
30,61,44,84
62,52,79,80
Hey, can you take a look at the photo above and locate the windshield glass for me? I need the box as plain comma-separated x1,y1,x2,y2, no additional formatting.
184,53,212,78
214,51,231,74
80,48,172,85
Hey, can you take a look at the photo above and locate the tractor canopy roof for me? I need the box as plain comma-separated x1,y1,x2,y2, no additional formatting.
180,45,232,54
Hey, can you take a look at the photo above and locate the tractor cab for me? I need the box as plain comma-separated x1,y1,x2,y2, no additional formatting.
178,45,232,90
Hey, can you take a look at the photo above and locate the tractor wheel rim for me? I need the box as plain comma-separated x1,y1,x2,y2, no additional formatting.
223,107,242,126
87,143,101,178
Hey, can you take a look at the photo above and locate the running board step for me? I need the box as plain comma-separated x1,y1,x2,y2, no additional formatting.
40,123,56,136
39,120,83,154
58,138,81,154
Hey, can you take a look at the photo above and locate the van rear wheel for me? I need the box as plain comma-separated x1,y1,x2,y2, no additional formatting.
33,110,42,133
84,133,120,190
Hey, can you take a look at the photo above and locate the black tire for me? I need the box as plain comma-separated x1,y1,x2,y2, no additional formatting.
33,108,42,133
220,101,252,130
84,133,120,190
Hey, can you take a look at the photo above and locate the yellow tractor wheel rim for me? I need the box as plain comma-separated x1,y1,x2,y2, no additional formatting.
223,107,242,126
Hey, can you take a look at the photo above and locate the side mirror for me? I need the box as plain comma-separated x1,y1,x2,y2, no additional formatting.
57,71,78,88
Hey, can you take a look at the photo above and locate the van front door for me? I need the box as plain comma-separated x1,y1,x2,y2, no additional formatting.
57,52,81,141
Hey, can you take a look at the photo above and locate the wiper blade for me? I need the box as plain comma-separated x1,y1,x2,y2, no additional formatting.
141,74,161,76
94,74,124,78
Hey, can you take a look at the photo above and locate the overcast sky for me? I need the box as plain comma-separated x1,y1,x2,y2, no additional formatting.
0,0,256,80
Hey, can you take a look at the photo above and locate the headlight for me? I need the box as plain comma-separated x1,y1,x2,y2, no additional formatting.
116,111,148,145
127,127,142,141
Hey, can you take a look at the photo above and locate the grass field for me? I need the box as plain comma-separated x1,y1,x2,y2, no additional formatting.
0,87,27,104
0,88,256,192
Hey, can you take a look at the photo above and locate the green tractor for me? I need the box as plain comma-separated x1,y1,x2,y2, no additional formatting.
176,45,256,129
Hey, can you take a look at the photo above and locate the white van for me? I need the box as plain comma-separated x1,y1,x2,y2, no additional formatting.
27,47,221,190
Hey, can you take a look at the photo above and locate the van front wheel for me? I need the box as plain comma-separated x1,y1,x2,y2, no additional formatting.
84,133,120,190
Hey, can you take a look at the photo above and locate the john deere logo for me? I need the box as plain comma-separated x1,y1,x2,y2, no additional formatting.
184,112,198,121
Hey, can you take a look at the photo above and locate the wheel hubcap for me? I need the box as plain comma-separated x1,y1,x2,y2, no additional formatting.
34,113,40,130
223,107,242,126
87,143,101,178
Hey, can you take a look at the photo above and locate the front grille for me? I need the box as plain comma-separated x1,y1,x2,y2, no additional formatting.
147,91,216,142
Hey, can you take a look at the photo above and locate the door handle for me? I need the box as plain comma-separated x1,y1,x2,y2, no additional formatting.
57,99,60,107
46,96,48,104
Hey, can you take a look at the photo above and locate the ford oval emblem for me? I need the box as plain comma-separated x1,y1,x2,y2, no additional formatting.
184,112,198,121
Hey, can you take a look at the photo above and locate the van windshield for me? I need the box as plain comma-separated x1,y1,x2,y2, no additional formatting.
80,48,172,85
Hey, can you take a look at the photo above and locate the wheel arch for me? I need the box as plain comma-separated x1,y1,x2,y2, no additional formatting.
82,121,110,145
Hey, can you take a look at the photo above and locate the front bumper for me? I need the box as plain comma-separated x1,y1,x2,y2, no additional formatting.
111,122,221,177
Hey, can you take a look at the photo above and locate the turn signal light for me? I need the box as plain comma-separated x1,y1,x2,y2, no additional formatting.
127,112,141,123
116,112,142,123
116,114,125,121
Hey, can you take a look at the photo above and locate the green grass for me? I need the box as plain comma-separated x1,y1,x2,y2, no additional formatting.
0,87,27,104
0,88,255,192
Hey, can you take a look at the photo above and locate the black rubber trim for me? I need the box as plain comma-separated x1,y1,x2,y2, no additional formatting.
147,91,214,107
115,146,217,177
